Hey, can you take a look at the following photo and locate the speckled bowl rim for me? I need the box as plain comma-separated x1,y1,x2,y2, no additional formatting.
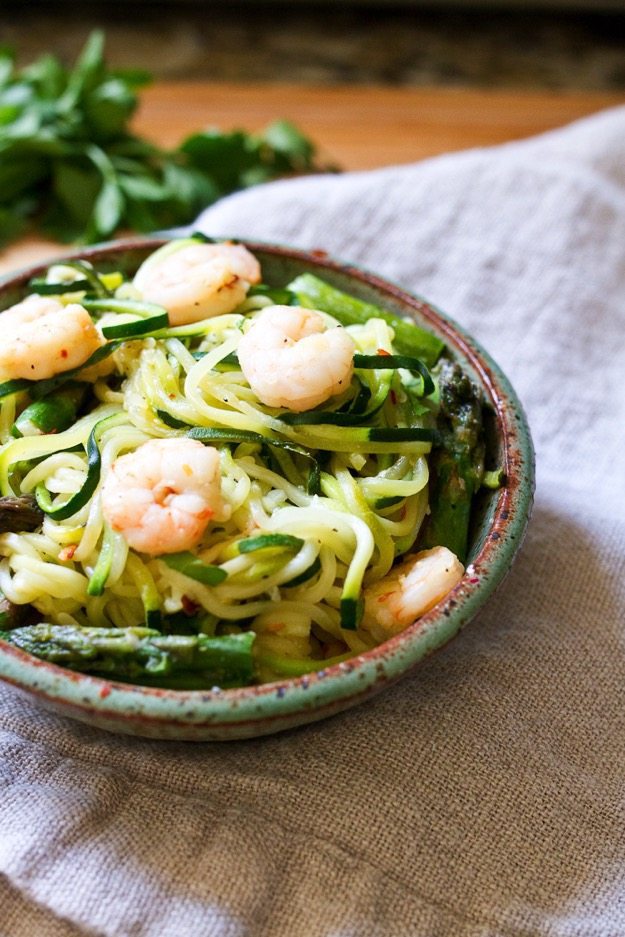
0,237,534,739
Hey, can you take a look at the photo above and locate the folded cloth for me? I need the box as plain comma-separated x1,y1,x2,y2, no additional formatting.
2,106,625,937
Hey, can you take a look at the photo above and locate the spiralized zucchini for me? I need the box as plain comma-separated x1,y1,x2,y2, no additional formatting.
0,239,478,688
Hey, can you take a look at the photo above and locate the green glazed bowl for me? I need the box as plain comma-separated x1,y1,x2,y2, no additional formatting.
0,238,534,740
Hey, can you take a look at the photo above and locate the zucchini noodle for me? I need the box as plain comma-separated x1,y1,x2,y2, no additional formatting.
0,238,477,688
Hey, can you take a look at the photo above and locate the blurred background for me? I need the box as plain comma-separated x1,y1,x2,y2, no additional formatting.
2,0,624,272
3,0,625,90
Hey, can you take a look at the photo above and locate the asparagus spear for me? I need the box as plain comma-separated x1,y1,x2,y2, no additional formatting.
0,623,256,689
288,273,445,367
12,383,88,438
0,495,44,533
421,358,485,563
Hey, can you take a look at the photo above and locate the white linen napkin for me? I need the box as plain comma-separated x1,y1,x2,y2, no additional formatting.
2,105,625,937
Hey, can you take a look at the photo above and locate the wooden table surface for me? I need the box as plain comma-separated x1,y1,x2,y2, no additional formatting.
1,82,623,276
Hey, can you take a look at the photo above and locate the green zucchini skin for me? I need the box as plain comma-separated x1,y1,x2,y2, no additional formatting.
237,533,304,554
101,311,169,339
35,425,102,521
0,341,122,403
163,552,227,586
28,278,93,295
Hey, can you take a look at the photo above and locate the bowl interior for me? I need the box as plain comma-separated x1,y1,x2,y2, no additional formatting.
0,239,534,740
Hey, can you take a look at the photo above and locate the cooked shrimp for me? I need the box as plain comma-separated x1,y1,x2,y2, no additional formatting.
361,546,464,643
101,438,229,555
237,305,355,411
133,241,261,326
0,295,103,382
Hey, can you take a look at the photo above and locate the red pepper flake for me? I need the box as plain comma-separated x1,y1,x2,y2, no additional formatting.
265,621,285,634
390,389,397,405
377,348,391,356
60,349,68,359
99,685,112,699
59,544,77,562
181,595,200,616
470,577,479,584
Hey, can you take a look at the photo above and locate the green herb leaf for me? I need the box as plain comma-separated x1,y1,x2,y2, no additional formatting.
0,32,328,247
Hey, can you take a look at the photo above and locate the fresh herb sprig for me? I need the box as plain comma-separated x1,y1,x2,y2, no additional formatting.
0,31,325,246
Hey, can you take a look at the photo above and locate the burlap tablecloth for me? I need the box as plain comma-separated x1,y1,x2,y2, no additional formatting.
1,106,624,937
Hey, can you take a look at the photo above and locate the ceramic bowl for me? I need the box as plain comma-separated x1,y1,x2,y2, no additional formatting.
0,238,534,740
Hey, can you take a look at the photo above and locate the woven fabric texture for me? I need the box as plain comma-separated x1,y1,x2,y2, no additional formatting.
1,106,624,937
